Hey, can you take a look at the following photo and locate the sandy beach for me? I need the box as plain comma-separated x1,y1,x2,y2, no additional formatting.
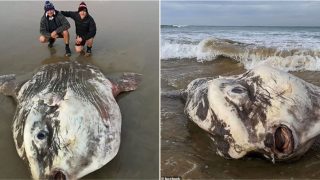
0,1,159,179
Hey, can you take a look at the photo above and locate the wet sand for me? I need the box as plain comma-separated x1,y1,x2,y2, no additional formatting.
161,58,320,179
0,1,159,179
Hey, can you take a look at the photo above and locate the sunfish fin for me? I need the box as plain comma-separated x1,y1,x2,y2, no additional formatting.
0,74,17,97
161,90,183,98
161,89,187,102
112,73,142,96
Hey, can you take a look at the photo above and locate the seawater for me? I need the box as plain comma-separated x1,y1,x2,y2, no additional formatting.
161,26,320,71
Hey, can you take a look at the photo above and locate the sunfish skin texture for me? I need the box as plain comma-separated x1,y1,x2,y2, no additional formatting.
0,61,141,179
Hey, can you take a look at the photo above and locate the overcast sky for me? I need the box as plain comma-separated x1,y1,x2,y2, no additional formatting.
161,1,320,26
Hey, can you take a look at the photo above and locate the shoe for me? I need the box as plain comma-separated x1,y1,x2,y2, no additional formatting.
85,48,91,57
48,38,55,48
80,50,85,55
65,46,71,57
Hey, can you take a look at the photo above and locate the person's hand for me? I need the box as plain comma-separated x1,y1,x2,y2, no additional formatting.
51,31,58,38
76,36,83,44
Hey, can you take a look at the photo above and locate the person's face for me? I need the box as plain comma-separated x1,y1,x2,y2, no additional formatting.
79,10,87,19
47,9,54,17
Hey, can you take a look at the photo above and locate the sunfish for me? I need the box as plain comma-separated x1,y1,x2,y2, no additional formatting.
169,65,320,162
0,61,141,179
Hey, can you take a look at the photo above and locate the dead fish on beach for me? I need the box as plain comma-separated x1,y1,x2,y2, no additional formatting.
0,61,141,179
166,65,320,162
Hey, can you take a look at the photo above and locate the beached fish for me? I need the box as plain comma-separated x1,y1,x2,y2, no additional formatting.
0,61,141,179
173,65,320,162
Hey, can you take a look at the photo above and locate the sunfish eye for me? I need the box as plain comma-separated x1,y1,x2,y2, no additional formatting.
37,131,47,140
231,86,246,94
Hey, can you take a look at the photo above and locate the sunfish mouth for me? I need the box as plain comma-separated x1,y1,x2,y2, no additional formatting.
274,125,294,155
49,170,67,180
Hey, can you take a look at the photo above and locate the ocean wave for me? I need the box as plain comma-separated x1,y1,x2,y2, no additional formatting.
161,24,189,28
161,41,198,59
161,37,320,71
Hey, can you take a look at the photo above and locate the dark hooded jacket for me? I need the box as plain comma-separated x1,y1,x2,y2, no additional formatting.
40,10,70,38
61,11,96,40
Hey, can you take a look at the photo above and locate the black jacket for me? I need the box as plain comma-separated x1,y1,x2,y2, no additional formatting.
61,11,96,40
40,11,70,38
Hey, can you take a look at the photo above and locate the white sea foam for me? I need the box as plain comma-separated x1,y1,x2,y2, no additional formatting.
172,24,189,28
197,38,320,71
161,41,198,59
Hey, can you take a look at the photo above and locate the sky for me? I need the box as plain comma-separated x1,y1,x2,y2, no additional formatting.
161,1,320,26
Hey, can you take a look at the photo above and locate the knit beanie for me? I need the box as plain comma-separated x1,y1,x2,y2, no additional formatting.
78,2,88,12
44,1,55,12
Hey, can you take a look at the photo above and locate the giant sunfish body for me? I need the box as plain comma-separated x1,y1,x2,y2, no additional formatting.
182,65,320,162
0,61,141,179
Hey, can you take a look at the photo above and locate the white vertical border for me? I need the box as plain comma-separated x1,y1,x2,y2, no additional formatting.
158,0,161,179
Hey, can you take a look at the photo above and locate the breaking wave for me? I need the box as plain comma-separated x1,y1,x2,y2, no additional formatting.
161,41,198,59
161,37,320,71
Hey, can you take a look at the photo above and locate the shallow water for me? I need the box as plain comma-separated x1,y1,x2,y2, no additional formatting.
161,58,320,179
0,1,159,179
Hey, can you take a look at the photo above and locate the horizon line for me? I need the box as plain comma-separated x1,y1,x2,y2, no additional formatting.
161,24,320,27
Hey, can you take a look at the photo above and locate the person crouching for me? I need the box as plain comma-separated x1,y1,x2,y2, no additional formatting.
61,2,96,56
39,1,72,57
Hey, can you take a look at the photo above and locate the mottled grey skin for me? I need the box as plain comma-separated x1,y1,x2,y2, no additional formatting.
0,61,141,179
182,65,320,162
